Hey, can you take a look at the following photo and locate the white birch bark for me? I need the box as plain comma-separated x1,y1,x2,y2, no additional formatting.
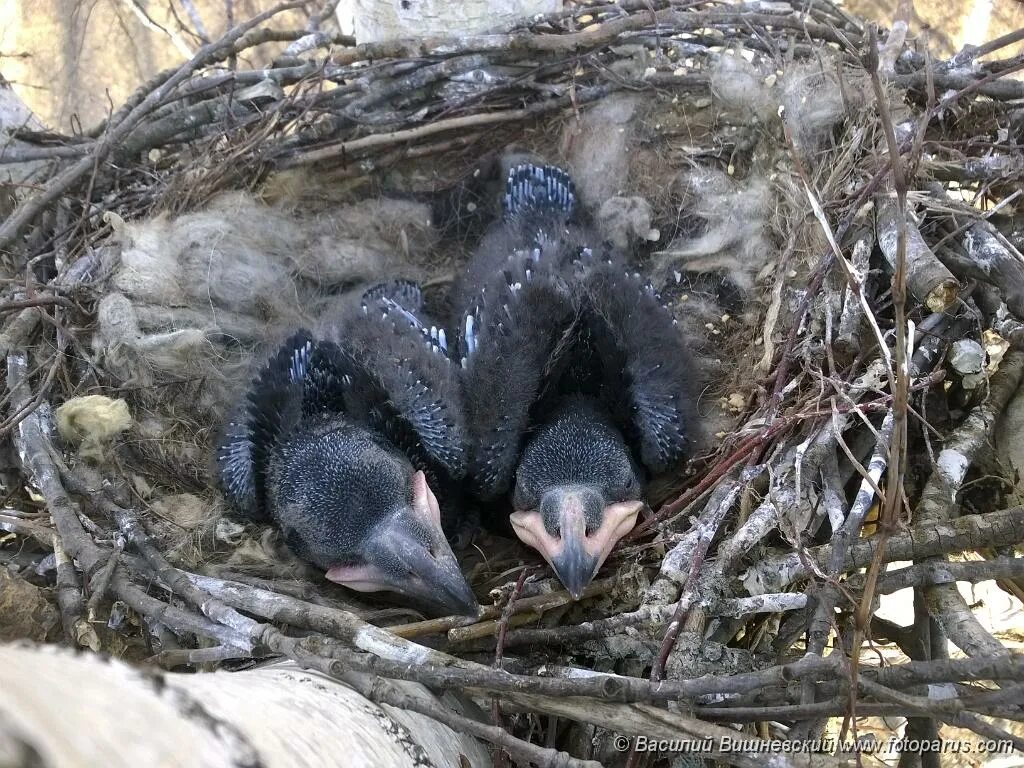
0,74,50,212
337,0,560,42
0,643,489,768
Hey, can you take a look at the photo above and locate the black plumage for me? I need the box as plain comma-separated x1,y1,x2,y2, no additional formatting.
216,283,478,617
451,164,586,315
458,164,697,597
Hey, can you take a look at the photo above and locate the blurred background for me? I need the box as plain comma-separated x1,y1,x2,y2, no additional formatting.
2,0,1023,132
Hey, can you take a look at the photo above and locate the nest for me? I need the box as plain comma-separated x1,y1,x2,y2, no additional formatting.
2,1,1024,765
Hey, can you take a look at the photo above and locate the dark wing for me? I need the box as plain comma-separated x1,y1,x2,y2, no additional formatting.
359,279,451,357
575,252,697,473
452,163,589,316
216,405,260,518
501,163,580,258
459,246,576,498
340,291,467,479
216,329,324,519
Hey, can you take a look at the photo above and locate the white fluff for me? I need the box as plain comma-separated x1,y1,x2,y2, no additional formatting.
654,167,771,296
92,191,437,481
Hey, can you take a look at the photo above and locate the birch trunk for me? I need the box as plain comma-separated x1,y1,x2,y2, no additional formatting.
336,0,560,42
0,73,50,219
0,643,490,768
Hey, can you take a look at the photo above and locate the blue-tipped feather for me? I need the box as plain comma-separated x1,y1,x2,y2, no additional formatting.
217,329,319,519
363,290,451,360
361,279,423,312
216,411,259,517
503,164,576,220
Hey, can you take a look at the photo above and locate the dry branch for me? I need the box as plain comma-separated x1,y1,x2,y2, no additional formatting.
745,506,1024,593
875,196,958,312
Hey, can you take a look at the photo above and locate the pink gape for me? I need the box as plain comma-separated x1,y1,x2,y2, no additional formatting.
327,471,477,615
511,491,643,599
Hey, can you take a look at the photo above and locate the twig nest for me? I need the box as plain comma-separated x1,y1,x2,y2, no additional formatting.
55,395,133,461
962,223,1024,317
996,382,1024,494
875,199,959,312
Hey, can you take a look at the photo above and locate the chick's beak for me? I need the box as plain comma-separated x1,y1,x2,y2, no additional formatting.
510,487,642,599
325,471,480,617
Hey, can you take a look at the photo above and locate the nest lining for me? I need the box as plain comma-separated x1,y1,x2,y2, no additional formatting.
2,1,1024,765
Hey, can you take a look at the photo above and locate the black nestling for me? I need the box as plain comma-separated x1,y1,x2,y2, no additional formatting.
458,164,697,598
217,283,479,617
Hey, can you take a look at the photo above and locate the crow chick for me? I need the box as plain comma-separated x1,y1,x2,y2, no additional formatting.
217,284,479,616
458,164,697,597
